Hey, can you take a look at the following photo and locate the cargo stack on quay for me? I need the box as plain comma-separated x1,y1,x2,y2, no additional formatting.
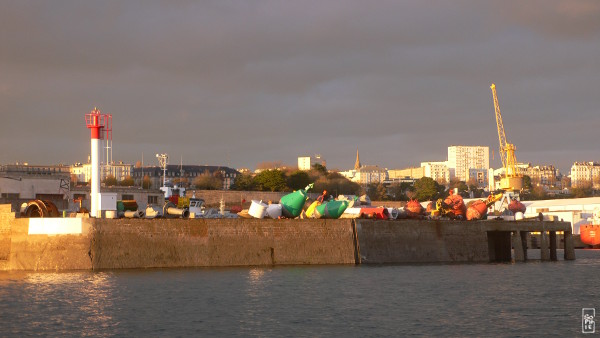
0,201,575,272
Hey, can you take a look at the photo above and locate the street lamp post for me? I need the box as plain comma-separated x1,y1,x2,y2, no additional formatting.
156,153,168,188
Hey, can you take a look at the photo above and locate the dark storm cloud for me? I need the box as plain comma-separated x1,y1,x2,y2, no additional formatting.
1,1,599,173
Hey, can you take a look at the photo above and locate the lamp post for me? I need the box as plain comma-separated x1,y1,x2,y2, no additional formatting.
156,153,168,188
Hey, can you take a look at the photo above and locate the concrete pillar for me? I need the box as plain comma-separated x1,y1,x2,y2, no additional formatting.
549,231,557,261
487,232,496,262
520,231,528,261
564,231,576,260
488,231,512,262
512,231,524,262
540,231,550,261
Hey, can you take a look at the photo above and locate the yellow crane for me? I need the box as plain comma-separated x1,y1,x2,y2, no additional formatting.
490,83,523,191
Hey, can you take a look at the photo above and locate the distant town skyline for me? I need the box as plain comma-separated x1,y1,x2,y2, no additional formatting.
2,1,599,174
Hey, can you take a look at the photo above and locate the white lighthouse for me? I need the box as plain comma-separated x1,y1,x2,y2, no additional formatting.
85,108,112,218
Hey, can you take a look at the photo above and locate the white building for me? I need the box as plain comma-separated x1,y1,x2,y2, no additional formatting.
421,161,449,183
520,197,600,234
71,162,133,184
298,155,326,171
339,166,388,184
447,146,489,182
0,164,71,210
69,186,164,212
571,162,600,188
339,169,357,182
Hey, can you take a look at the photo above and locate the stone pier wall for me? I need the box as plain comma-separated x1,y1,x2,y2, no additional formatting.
355,219,490,263
91,218,356,269
0,205,13,261
5,217,93,271
0,204,575,271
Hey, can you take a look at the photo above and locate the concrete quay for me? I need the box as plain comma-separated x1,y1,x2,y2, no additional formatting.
0,205,575,271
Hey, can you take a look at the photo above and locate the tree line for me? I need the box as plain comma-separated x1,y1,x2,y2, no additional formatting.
92,168,596,202
230,164,362,196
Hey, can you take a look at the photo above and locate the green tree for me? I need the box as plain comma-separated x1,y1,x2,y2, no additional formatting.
387,182,415,201
312,172,360,196
414,177,442,201
254,169,288,192
103,175,117,186
571,182,593,198
466,177,479,191
172,177,189,188
367,182,388,201
449,178,468,194
523,175,532,190
230,173,256,191
141,175,152,189
287,170,311,191
530,186,548,200
120,175,135,187
193,172,222,190
311,163,328,175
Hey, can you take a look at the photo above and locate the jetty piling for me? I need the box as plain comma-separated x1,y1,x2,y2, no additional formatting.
512,231,524,262
484,221,575,263
550,231,558,261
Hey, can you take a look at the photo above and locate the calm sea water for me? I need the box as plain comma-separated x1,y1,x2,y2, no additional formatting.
1,250,599,337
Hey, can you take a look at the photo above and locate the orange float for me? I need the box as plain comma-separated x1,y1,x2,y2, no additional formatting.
404,199,424,219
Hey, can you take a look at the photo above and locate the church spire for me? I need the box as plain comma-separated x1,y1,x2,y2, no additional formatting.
354,148,361,170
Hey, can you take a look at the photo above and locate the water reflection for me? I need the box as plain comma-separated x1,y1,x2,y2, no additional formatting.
245,267,268,299
1,251,600,336
1,271,121,336
248,268,265,283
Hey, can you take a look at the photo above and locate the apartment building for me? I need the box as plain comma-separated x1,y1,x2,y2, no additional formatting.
71,162,133,183
447,146,489,182
571,162,600,188
298,155,326,171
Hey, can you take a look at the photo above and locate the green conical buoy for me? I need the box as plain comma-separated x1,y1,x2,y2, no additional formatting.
280,183,313,218
314,200,349,219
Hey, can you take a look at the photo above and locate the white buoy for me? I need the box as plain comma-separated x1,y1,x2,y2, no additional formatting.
266,204,282,219
248,200,268,218
515,212,524,220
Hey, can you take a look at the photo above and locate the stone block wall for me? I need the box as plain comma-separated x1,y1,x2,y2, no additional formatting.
355,219,490,263
91,218,356,269
0,202,573,271
0,204,14,261
6,217,93,271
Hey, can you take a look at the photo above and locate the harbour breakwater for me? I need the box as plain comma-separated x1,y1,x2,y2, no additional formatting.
0,205,574,271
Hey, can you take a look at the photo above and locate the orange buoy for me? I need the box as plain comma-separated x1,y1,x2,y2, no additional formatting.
443,191,466,218
466,200,488,220
404,199,424,219
508,199,526,214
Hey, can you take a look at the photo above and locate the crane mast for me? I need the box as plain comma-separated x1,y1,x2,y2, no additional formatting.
490,83,523,191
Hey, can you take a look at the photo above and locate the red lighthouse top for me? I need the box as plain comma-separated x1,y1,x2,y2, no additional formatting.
85,107,112,140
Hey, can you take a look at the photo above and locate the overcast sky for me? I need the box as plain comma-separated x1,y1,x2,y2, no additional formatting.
1,1,599,174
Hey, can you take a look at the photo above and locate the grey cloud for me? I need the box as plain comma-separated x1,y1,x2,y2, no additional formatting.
1,1,599,173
